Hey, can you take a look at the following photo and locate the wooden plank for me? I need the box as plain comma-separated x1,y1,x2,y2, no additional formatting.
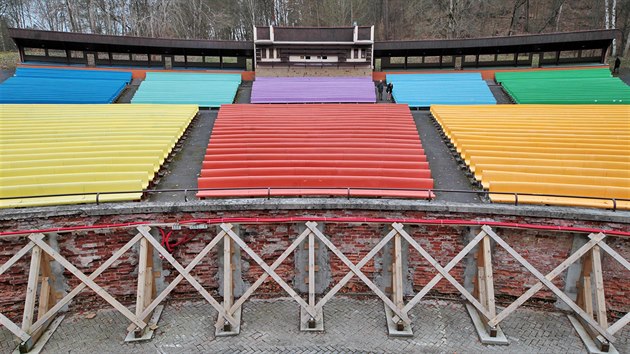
0,312,30,342
137,226,239,328
393,231,403,309
308,231,315,308
482,226,615,343
36,278,51,321
307,222,411,324
39,253,57,315
29,234,147,330
597,239,630,272
224,237,233,311
138,227,229,325
482,235,496,318
135,238,149,319
583,275,594,317
477,267,487,312
316,227,398,310
0,240,37,276
22,243,42,333
591,245,608,329
395,224,492,321
221,223,317,318
401,228,487,317
229,227,311,316
608,312,630,336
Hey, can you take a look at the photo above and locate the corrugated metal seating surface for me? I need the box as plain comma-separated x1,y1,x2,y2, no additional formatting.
387,73,496,108
496,68,630,104
131,72,241,107
0,67,131,104
251,77,376,103
431,105,630,209
0,104,198,208
198,104,433,199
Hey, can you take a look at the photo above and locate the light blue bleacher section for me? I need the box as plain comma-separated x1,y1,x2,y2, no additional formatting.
0,67,131,104
387,73,497,108
131,72,241,108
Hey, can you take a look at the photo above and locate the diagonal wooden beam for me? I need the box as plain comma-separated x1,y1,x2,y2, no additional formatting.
134,226,228,331
0,236,41,276
482,226,615,343
490,232,605,329
307,222,411,324
221,223,317,318
394,224,492,320
30,232,144,333
608,312,630,336
316,227,398,310
137,226,239,328
0,312,30,342
228,227,312,316
597,238,630,271
29,234,147,329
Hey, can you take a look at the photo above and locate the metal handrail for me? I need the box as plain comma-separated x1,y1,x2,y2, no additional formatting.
1,187,628,211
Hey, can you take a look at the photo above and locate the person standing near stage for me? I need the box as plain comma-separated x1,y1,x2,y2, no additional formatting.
386,82,394,101
613,57,621,74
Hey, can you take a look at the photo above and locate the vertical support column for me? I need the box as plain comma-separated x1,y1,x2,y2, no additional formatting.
126,237,162,342
466,232,508,345
568,239,616,353
216,226,242,336
384,228,412,337
18,234,65,353
300,224,325,331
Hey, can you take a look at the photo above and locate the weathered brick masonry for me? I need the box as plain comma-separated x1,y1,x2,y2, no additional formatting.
1,201,628,324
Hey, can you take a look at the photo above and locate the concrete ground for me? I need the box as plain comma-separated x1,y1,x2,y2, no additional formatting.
1,297,627,353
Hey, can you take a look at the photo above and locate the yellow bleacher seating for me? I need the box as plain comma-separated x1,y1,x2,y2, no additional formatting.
0,104,198,208
431,104,630,210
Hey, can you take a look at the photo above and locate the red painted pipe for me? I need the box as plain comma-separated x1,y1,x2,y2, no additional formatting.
1,216,628,237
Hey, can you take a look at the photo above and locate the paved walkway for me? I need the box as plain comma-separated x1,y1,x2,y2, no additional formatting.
2,298,627,353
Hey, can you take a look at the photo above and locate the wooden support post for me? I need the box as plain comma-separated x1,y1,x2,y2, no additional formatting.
385,229,412,337
300,229,323,331
216,228,241,336
22,245,42,333
126,237,162,342
466,233,507,345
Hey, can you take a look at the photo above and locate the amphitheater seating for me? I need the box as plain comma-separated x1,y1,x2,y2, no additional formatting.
431,105,630,209
131,72,241,107
387,73,496,108
250,77,376,103
495,68,630,104
0,104,198,208
197,104,433,199
0,67,131,103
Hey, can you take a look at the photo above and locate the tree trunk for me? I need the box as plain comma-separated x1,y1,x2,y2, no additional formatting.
624,33,630,57
555,4,563,31
605,0,610,29
611,0,617,56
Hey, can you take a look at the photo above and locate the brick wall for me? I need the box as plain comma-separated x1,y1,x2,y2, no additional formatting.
1,208,628,324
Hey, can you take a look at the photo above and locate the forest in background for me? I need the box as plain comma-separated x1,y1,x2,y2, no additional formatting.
0,0,629,57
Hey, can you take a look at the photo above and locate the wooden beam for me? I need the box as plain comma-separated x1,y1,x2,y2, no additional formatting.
229,227,311,316
221,223,317,318
134,226,229,331
137,226,239,328
22,243,42,333
307,222,411,324
597,241,630,272
482,227,614,343
29,234,147,329
395,224,492,321
0,240,37,276
393,231,403,309
308,231,315,309
482,235,496,318
30,232,144,334
316,227,398,310
224,236,233,314
0,313,30,342
591,245,608,329
135,238,149,320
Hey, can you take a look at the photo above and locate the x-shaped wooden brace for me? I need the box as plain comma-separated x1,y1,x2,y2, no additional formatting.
391,224,493,323
482,226,616,343
306,222,412,324
0,236,42,342
25,233,147,332
223,226,313,319
135,225,239,329
220,223,318,319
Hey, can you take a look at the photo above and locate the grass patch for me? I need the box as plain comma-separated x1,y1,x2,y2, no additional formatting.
0,51,19,70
